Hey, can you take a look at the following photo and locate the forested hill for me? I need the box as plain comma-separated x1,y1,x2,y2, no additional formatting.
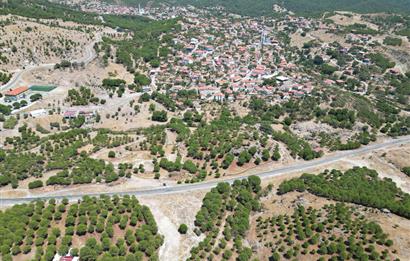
275,0,410,16
111,0,410,16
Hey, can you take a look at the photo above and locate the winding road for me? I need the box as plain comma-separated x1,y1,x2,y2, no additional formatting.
0,32,102,92
1,135,410,206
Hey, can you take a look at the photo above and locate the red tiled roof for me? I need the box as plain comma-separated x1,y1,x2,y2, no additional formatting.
5,86,28,96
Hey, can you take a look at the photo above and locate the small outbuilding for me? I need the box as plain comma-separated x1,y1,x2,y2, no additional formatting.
29,109,47,118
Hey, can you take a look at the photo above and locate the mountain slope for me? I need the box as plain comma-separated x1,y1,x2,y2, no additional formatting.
110,0,410,16
276,0,410,16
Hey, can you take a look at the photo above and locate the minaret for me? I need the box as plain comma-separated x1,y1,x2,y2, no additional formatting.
261,31,266,49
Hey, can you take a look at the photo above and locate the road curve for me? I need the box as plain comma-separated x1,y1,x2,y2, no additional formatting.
0,33,101,92
1,135,410,206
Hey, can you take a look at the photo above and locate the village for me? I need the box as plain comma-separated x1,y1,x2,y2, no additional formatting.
0,1,410,261
3,3,408,123
0,3,407,192
60,1,408,105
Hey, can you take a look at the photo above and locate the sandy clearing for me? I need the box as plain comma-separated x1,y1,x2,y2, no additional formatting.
139,198,181,261
329,13,379,30
139,191,206,261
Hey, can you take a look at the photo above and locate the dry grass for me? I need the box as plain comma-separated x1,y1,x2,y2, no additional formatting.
0,15,98,71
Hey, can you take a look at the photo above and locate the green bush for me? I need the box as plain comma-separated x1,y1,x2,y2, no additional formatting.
0,104,11,115
28,180,43,189
108,151,116,158
402,167,410,176
152,110,168,122
178,224,188,234
383,36,402,46
368,53,395,71
3,116,17,129
321,64,338,75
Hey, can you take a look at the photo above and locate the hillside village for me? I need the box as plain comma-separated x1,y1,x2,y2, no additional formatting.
0,3,409,180
0,1,410,261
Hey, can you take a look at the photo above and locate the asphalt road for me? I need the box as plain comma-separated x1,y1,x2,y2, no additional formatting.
0,64,55,92
0,33,101,92
1,135,410,206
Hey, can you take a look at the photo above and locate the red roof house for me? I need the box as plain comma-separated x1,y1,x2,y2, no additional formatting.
5,86,28,96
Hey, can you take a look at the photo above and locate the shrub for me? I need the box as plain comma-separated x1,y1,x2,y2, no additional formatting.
152,110,168,122
321,64,338,75
28,180,43,189
383,37,402,46
3,116,17,129
108,151,116,158
0,104,11,115
401,167,410,176
178,224,188,234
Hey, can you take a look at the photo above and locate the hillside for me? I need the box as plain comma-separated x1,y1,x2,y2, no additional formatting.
109,0,410,16
0,0,410,260
187,172,410,260
275,0,410,16
0,0,101,24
